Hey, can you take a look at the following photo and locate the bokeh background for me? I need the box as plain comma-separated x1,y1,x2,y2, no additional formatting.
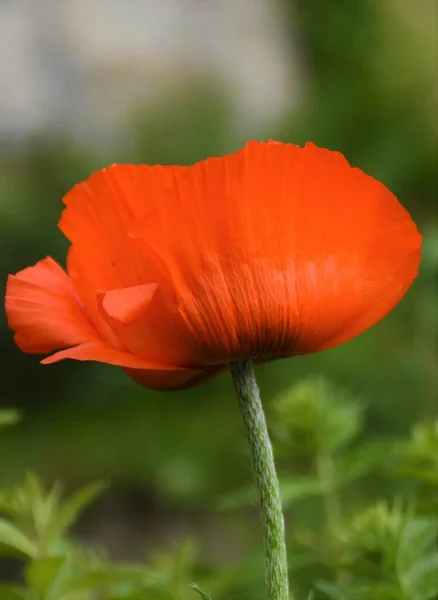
0,0,437,590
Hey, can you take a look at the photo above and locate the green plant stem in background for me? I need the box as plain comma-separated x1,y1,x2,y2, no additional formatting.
316,453,342,538
316,453,343,578
229,361,290,600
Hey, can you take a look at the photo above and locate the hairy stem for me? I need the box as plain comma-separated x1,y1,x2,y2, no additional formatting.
229,360,290,600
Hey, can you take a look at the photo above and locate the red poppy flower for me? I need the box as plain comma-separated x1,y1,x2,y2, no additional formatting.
5,142,421,390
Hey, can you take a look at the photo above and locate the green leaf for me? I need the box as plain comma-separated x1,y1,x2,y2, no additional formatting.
25,556,69,599
396,517,438,573
200,563,248,597
389,421,438,486
216,484,256,511
337,441,393,485
0,585,30,600
217,476,322,510
189,582,212,600
25,474,63,543
315,580,356,599
44,481,107,547
271,377,364,456
0,409,22,429
404,553,438,600
0,492,15,516
0,518,36,557
63,567,155,594
280,477,323,508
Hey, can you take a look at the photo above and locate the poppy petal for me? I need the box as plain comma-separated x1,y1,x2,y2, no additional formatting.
131,141,421,361
100,284,159,326
59,164,185,290
59,165,186,346
124,364,224,391
98,282,212,367
41,341,191,371
5,257,99,353
65,245,121,346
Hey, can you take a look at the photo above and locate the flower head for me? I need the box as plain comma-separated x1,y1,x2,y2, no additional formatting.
5,142,421,389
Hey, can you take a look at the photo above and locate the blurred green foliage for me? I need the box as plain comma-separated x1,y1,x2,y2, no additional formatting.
0,0,437,599
1,378,437,599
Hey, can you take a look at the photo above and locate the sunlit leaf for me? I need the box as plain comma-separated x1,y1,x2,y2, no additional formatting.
44,480,107,548
189,582,212,600
25,474,63,544
396,517,438,573
402,552,438,600
0,409,22,429
25,556,69,598
0,518,36,557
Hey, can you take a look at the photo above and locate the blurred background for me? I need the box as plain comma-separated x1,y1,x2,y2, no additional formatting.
0,0,437,592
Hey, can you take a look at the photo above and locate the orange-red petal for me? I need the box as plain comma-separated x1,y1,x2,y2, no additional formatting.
59,164,186,291
41,341,189,371
5,257,99,353
97,283,211,367
5,258,202,384
59,164,188,351
100,284,159,326
131,141,422,361
124,364,223,391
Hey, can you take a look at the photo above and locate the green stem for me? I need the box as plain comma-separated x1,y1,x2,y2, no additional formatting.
229,361,290,600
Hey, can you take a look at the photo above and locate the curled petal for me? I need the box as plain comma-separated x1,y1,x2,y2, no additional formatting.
60,165,186,347
42,341,189,371
98,283,212,367
42,341,209,391
5,257,99,353
100,284,159,326
6,258,200,388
